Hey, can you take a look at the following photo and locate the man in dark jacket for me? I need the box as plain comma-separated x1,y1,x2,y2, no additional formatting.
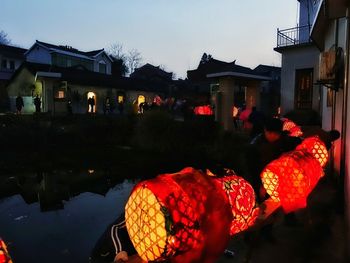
247,117,302,201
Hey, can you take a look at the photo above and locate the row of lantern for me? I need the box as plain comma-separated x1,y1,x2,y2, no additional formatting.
124,134,329,262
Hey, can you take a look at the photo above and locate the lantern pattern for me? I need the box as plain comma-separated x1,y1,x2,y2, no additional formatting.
215,174,260,235
125,167,232,262
296,136,329,168
261,150,324,213
281,118,303,137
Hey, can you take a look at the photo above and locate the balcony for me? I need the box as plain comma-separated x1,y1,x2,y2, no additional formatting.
276,25,312,48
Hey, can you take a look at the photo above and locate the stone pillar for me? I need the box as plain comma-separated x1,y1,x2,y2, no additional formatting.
246,80,260,110
218,77,235,131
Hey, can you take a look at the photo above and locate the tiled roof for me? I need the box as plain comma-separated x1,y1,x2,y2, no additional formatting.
187,58,256,81
36,40,104,58
0,44,27,59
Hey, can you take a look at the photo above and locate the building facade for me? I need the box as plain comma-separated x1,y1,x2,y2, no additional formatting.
310,0,350,243
275,0,322,115
25,40,112,75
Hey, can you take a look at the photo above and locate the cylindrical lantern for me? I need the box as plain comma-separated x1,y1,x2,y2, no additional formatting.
281,118,303,137
261,150,324,213
296,136,329,168
215,174,260,235
125,167,232,262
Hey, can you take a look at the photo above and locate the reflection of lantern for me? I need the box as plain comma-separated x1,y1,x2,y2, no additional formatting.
0,239,12,263
281,118,303,137
261,150,323,213
296,136,329,168
215,174,259,235
125,168,232,262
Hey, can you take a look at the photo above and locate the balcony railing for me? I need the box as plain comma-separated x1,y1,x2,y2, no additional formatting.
276,25,312,48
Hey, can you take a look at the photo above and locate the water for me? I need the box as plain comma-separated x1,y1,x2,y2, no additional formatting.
0,170,137,263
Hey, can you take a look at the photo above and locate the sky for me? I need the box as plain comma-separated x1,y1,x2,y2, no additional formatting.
0,0,298,78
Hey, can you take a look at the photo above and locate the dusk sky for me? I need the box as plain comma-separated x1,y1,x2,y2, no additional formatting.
1,0,298,78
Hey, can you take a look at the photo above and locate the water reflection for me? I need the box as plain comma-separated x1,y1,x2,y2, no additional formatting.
0,169,137,263
1,169,132,212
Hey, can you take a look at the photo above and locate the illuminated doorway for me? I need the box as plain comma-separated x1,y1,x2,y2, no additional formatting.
137,95,146,113
87,91,97,113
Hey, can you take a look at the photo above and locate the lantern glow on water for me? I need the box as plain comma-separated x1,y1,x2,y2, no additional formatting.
125,168,232,262
216,174,259,235
261,150,324,213
296,136,329,168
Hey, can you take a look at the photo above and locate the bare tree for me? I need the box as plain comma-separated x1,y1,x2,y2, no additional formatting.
127,49,142,74
0,30,11,45
108,43,126,60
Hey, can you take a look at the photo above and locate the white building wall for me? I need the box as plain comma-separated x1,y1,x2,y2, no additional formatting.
93,53,112,75
321,18,347,174
280,45,320,115
26,45,52,64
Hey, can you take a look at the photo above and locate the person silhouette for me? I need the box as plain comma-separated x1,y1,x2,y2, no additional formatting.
33,95,41,113
16,95,24,114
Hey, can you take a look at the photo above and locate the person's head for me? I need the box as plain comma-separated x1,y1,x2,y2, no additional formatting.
264,118,283,142
329,129,340,142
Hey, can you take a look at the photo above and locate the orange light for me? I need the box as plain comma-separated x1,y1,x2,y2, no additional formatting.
281,118,303,137
215,174,259,235
194,105,213,115
0,239,12,263
261,150,323,213
296,136,329,168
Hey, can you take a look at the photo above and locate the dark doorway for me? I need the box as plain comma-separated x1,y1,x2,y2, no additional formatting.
295,68,313,109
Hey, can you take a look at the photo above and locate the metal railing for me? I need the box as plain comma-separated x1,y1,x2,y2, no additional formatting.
276,25,312,48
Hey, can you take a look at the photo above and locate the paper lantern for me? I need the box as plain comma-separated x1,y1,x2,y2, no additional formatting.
0,239,12,263
125,168,232,262
281,118,303,137
194,105,213,115
215,173,260,235
296,136,329,168
261,150,324,213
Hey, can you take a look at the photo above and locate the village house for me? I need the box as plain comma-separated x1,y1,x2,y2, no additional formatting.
308,0,350,239
5,41,172,114
274,0,321,115
275,0,350,245
0,44,27,110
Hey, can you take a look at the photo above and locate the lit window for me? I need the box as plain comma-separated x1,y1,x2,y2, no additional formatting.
118,95,124,103
55,90,65,99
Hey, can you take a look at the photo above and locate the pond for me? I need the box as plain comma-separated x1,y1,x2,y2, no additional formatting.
0,169,138,263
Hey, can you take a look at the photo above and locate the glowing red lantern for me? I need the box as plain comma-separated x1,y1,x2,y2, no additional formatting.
281,118,303,137
261,150,324,213
194,105,213,115
296,136,329,168
0,239,12,263
125,167,232,262
215,173,260,235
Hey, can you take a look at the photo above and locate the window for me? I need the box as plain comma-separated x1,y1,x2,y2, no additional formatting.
295,69,313,110
9,61,15,70
1,59,7,69
327,88,333,107
55,90,65,99
99,62,106,74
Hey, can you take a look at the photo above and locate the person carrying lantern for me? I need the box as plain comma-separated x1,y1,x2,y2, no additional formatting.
247,117,302,201
90,213,141,263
